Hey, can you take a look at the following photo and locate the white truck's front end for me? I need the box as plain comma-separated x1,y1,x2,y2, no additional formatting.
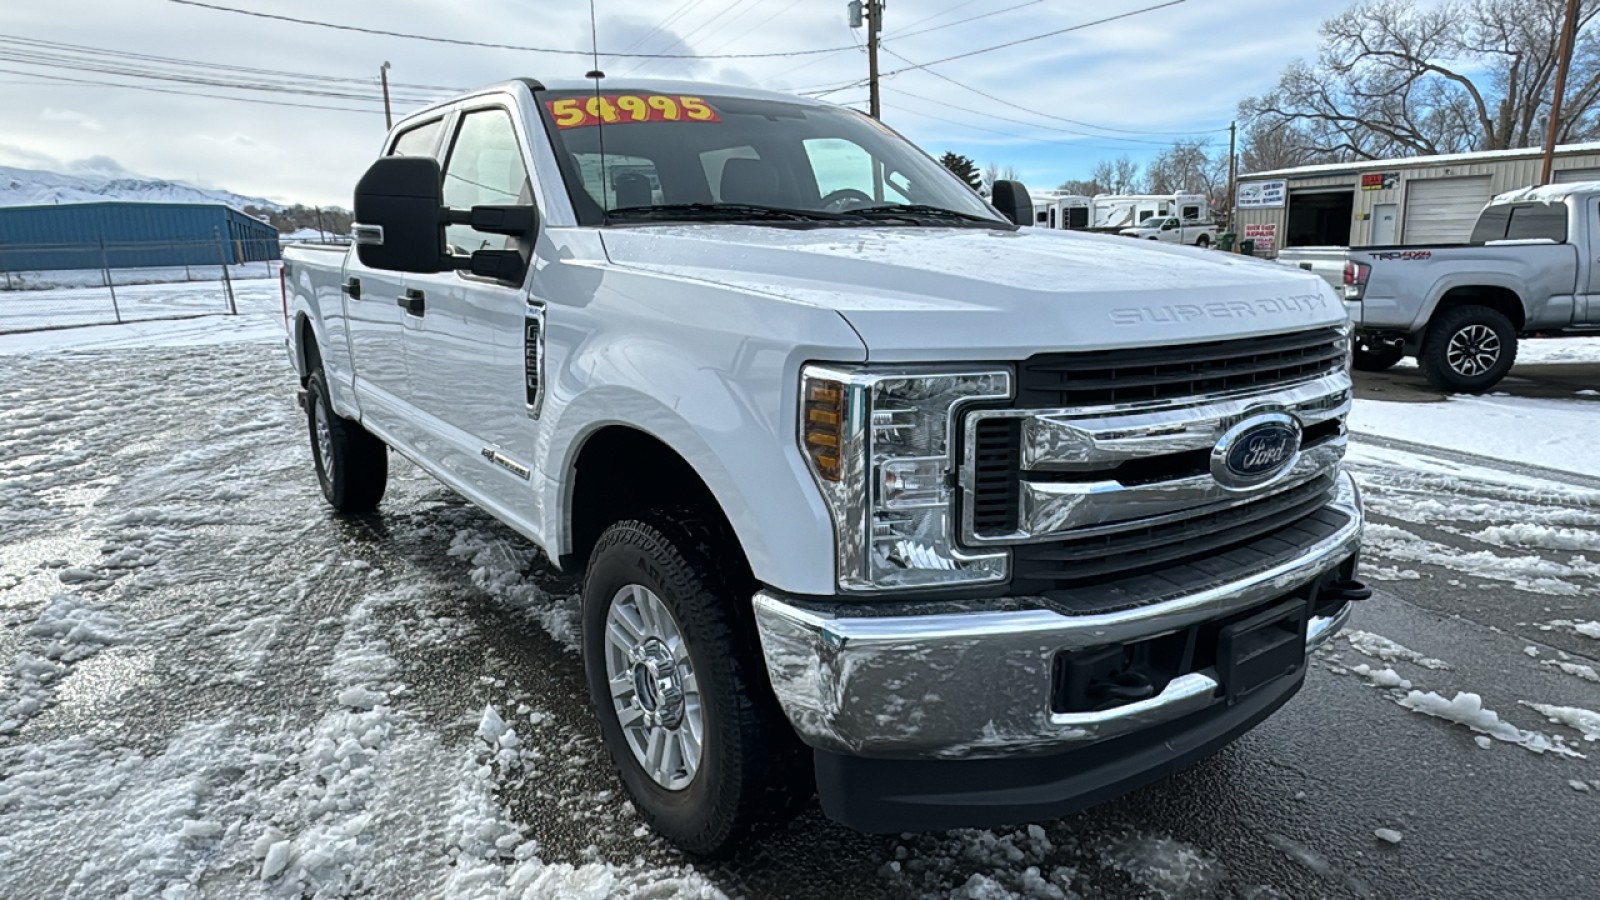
289,77,1368,850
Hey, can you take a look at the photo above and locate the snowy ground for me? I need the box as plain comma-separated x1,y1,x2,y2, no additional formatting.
1347,336,1600,478
2,307,1599,898
0,263,277,334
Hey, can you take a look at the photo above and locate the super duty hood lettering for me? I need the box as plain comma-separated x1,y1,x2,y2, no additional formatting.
1108,294,1330,326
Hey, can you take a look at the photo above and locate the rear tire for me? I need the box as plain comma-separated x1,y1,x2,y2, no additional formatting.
306,370,387,512
1418,305,1517,393
582,511,809,856
1196,234,1211,248
1353,339,1405,372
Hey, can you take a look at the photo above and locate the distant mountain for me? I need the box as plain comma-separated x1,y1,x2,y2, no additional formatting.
0,164,283,211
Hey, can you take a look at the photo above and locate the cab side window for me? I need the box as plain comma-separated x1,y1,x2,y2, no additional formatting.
442,108,533,252
389,119,444,158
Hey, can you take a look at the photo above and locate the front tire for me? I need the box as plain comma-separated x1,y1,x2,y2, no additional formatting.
582,512,808,855
306,371,387,512
1418,305,1517,393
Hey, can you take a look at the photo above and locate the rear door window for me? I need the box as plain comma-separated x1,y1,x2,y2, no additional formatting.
1504,204,1567,242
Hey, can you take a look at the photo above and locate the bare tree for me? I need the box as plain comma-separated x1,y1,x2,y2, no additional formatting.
1241,0,1600,161
1055,177,1102,195
1145,139,1229,208
983,162,1020,186
1088,156,1144,194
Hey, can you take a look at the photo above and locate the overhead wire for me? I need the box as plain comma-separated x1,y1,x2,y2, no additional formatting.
0,67,389,114
164,0,859,60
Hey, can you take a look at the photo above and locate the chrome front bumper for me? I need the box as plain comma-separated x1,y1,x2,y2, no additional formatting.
753,470,1363,760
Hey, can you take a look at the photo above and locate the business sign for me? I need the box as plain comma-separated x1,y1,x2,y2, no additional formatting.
1361,172,1399,191
1237,180,1286,209
1244,223,1277,254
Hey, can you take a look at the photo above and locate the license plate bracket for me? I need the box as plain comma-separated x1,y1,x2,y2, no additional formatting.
1217,598,1308,704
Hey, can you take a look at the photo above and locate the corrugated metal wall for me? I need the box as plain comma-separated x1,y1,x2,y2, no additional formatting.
1234,148,1600,256
0,202,281,272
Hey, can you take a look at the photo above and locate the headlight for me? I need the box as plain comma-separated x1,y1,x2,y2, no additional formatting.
801,364,1012,593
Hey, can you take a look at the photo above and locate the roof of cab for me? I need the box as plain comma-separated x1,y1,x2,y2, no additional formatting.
1491,181,1600,205
398,77,833,124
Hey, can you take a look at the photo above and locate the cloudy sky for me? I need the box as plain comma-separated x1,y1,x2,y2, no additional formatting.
1,0,1342,208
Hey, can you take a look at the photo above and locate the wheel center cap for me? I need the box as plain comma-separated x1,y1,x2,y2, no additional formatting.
630,639,684,729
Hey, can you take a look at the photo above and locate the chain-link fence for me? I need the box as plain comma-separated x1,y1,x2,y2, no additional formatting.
0,236,282,334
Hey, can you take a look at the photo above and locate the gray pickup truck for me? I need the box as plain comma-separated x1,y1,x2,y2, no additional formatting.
1280,182,1600,392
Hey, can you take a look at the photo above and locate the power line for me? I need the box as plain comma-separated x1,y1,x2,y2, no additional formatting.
887,0,1045,41
0,36,459,92
889,0,987,36
0,67,388,114
887,84,1170,145
881,46,1225,140
881,0,1187,75
165,0,859,60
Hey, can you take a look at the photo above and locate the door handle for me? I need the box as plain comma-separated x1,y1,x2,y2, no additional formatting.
342,277,361,300
397,288,425,316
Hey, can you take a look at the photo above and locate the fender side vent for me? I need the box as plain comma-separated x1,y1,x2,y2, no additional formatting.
971,418,1019,537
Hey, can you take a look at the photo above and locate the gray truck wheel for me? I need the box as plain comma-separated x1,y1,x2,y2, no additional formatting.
305,371,388,512
581,512,809,855
1418,305,1517,393
1353,339,1405,372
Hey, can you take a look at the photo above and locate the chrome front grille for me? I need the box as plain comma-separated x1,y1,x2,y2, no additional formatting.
1018,326,1347,408
960,326,1354,607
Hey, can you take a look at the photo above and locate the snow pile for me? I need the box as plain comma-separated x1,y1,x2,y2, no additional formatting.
1373,828,1403,845
1344,631,1450,670
0,592,123,733
1543,660,1600,683
1540,619,1600,640
1361,522,1587,595
1351,665,1412,690
447,528,581,651
1522,703,1600,742
1473,524,1600,553
1398,690,1583,757
1100,833,1223,899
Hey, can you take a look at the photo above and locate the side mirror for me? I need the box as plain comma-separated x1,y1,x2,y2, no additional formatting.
353,157,449,273
990,180,1033,227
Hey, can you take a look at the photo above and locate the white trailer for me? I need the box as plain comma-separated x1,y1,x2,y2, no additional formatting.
1091,193,1210,229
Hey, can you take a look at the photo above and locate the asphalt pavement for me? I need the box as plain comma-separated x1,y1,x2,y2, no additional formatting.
3,344,1598,900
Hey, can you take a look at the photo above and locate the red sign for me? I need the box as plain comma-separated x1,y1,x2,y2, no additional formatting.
1244,223,1277,253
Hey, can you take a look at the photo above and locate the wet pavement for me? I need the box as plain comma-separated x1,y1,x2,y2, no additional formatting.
3,342,1599,899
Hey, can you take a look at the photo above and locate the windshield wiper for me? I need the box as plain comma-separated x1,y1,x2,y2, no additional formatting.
604,203,849,224
843,204,1011,228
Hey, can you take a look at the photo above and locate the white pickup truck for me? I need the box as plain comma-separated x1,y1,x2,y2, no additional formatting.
282,78,1367,854
1280,183,1600,392
1119,215,1218,248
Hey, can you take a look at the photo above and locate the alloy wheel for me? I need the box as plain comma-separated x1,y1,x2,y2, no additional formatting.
1446,324,1500,376
603,584,703,790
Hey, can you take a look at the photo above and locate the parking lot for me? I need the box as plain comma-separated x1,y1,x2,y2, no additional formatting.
2,294,1598,899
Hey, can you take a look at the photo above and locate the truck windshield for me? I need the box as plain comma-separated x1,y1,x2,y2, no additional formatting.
537,90,1008,229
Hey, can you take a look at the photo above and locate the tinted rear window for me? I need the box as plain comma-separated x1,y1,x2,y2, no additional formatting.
1472,202,1567,243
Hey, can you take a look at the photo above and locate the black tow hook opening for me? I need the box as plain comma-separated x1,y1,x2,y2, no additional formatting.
1322,578,1372,604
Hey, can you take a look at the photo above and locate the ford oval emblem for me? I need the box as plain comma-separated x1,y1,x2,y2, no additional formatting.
1211,414,1302,489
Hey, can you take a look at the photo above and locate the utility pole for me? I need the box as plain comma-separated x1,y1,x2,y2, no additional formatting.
380,61,393,130
1541,0,1581,185
848,1,883,119
1227,120,1238,230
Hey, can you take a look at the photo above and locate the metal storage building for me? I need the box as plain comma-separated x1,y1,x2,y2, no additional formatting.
0,201,280,273
1233,141,1600,257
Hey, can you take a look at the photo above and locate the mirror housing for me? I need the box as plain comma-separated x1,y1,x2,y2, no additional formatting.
352,157,450,273
990,180,1033,227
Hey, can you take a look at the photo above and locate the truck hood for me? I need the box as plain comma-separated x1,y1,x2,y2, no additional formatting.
598,225,1345,361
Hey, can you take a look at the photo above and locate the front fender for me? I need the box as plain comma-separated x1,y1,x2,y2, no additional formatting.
535,272,868,597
